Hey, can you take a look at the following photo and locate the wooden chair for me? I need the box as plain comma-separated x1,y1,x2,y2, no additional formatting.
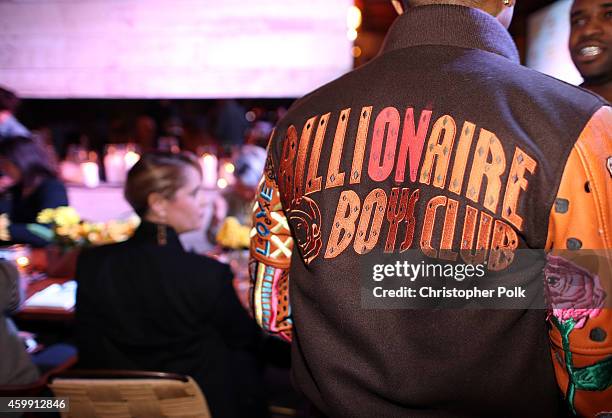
48,370,212,418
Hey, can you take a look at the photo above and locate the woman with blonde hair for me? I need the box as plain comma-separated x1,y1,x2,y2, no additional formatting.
75,152,265,418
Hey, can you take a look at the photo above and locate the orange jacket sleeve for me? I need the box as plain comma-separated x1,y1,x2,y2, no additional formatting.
546,106,612,417
249,153,294,342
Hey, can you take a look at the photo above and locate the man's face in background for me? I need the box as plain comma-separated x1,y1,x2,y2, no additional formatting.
569,0,612,83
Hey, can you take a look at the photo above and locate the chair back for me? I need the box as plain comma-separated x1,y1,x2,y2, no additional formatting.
48,370,212,418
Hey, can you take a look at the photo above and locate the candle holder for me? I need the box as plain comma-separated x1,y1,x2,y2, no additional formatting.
104,144,141,184
60,145,89,184
80,151,100,188
0,244,32,274
197,146,219,189
218,158,236,189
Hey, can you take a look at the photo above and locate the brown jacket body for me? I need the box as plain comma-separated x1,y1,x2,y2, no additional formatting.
251,5,612,417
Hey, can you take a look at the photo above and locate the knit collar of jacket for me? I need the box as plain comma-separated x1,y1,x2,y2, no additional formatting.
131,219,184,250
381,4,520,64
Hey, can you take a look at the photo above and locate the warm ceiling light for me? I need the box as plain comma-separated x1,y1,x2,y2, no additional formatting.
347,5,362,30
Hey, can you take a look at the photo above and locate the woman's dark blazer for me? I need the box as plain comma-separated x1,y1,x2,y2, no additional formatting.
75,221,261,418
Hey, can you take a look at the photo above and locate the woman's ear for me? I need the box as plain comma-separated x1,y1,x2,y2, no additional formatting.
147,192,168,221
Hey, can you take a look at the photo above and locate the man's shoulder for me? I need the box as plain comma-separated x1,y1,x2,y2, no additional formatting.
284,52,606,121
506,63,606,112
283,70,358,120
269,48,608,155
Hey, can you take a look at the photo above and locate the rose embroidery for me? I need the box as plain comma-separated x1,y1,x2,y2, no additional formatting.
289,196,323,265
544,254,606,329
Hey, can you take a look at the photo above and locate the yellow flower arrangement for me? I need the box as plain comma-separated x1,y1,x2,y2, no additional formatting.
216,216,251,249
55,207,81,227
36,208,56,224
35,207,140,248
37,206,80,226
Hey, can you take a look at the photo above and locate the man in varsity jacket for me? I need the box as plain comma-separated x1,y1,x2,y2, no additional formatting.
250,0,612,416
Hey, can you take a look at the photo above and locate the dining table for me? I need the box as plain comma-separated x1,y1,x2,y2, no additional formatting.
15,247,252,324
15,248,75,323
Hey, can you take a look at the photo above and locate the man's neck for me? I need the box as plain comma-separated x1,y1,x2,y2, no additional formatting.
406,1,506,25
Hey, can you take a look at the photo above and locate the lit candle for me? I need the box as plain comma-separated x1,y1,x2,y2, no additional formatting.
219,161,236,186
200,154,218,189
217,178,228,189
16,256,30,269
104,152,125,183
59,161,82,183
81,161,100,188
224,162,235,174
124,151,141,170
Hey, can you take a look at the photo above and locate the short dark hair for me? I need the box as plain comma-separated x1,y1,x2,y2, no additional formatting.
124,151,202,217
0,137,57,189
0,86,20,113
